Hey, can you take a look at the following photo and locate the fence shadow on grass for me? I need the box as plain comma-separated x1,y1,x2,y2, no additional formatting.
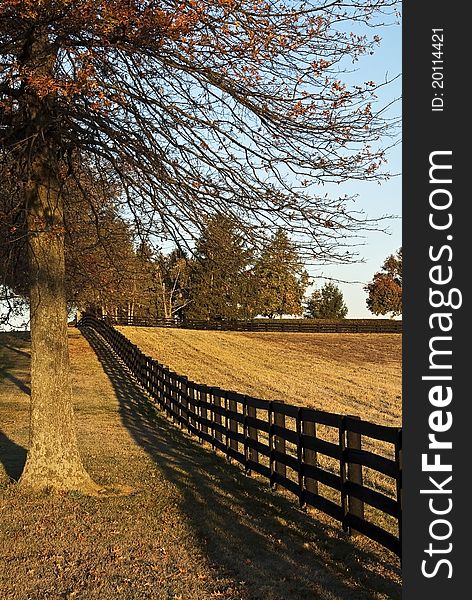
82,327,401,600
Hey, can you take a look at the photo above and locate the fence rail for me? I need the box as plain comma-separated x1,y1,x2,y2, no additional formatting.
79,314,402,557
101,316,402,334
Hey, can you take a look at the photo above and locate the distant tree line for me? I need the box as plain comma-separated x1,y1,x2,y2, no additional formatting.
69,211,403,322
66,210,356,322
4,179,400,323
78,214,309,321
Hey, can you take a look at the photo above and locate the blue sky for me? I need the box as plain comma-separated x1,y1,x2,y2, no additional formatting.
305,20,401,318
1,15,401,328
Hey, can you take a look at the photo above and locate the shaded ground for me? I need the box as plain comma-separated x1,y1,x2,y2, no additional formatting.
117,328,402,427
0,330,400,599
1,331,239,599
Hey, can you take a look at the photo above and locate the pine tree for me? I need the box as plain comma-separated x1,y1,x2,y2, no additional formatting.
154,249,191,320
187,215,253,320
254,230,309,318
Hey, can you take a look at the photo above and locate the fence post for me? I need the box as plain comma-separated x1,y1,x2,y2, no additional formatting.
395,428,403,557
143,354,150,394
339,417,348,532
174,375,180,425
211,387,223,450
152,363,158,405
157,365,164,409
143,356,150,393
302,418,318,497
152,361,160,408
180,377,188,429
164,371,172,418
200,386,208,441
244,397,258,474
142,356,147,392
346,415,364,533
269,401,275,487
187,383,196,436
226,392,238,461
296,409,304,507
140,354,146,387
154,362,161,405
270,401,286,489
171,373,179,422
135,352,141,383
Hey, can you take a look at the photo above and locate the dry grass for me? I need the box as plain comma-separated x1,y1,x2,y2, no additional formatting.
117,328,401,427
118,327,402,546
0,329,400,599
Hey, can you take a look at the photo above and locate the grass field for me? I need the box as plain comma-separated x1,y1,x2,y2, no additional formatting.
118,327,402,543
117,328,402,427
0,329,401,599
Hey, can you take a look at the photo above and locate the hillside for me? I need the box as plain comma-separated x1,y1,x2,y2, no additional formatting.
117,328,402,427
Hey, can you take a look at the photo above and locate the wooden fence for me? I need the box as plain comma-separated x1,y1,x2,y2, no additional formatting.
102,316,402,334
79,314,402,558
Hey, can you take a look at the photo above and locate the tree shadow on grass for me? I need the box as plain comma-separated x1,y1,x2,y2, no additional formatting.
82,327,401,600
0,333,31,396
0,334,29,482
0,368,31,396
3,344,31,358
0,432,26,482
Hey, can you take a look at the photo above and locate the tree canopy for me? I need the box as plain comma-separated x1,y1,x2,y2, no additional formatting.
1,0,397,263
254,229,309,318
365,247,402,317
0,0,399,491
305,281,348,319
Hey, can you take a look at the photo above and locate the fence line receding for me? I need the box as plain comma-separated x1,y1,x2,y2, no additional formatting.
101,315,402,334
79,314,402,558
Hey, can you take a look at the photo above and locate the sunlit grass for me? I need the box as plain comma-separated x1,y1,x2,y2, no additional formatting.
118,328,401,427
0,330,401,598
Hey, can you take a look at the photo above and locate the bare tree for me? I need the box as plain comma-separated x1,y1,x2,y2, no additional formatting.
0,0,399,491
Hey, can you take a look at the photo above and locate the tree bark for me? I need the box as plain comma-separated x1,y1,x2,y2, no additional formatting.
19,155,100,493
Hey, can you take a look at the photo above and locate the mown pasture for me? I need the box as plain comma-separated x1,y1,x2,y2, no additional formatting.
117,328,401,427
0,330,401,599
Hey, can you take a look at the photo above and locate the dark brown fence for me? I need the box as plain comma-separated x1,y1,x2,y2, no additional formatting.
103,316,402,334
79,314,402,558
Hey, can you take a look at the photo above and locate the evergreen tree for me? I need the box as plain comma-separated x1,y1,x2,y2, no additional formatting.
305,282,348,319
131,242,161,320
254,230,309,318
155,249,191,320
187,215,253,320
128,245,191,321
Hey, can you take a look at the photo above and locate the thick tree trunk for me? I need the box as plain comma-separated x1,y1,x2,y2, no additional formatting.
19,157,100,493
